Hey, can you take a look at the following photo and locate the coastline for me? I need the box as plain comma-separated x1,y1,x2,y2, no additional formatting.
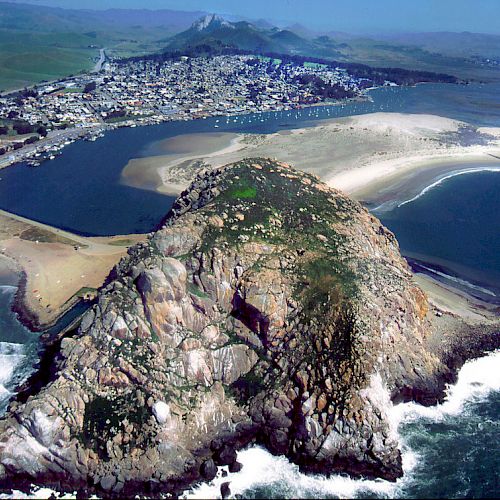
117,112,500,199
344,152,500,202
0,210,146,331
114,112,500,325
0,94,366,173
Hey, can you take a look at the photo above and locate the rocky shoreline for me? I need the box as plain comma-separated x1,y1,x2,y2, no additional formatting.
0,159,498,498
11,270,63,334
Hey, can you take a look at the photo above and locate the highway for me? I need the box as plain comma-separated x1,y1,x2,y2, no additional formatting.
94,49,106,72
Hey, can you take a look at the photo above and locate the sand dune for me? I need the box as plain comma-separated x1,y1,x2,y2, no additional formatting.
120,112,500,200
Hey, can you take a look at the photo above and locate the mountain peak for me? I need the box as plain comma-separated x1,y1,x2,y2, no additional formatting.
192,13,234,31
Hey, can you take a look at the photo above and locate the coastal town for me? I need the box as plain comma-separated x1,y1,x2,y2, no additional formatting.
0,54,378,168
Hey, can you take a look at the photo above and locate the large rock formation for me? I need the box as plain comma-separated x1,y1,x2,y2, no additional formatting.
0,159,476,496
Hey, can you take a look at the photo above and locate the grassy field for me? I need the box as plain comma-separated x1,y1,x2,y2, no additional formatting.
0,30,99,92
0,28,168,92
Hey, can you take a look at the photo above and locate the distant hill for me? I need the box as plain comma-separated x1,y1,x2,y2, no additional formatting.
377,32,500,60
0,3,498,90
0,2,205,33
166,15,273,52
165,14,317,55
0,1,206,90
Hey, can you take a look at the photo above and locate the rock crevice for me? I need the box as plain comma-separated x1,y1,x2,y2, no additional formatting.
0,158,493,496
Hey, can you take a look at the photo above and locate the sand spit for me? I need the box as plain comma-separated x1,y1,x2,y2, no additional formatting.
121,132,245,195
120,112,500,200
0,210,146,329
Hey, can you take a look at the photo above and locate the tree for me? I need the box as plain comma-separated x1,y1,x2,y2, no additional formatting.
13,121,35,135
0,125,8,135
37,125,48,137
24,135,39,145
84,81,97,93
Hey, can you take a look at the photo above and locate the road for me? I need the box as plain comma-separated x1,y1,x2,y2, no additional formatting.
0,127,101,170
94,49,106,73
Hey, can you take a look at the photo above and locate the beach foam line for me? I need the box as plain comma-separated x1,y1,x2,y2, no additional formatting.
418,263,497,298
390,350,500,426
398,166,500,207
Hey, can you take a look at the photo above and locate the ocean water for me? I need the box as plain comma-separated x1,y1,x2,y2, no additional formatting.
184,352,500,500
0,82,498,236
0,283,39,414
375,169,500,303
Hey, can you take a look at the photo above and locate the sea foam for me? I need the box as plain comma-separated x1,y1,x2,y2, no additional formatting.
398,166,500,208
390,349,500,425
0,342,26,400
1,353,498,499
184,350,500,499
417,263,497,298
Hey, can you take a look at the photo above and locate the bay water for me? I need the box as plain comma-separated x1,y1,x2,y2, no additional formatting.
0,82,498,498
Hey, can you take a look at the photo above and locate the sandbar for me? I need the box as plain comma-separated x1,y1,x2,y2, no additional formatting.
119,112,500,200
0,209,146,329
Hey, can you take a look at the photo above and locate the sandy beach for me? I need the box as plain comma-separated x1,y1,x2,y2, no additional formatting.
121,132,245,195
119,112,500,202
117,112,500,325
0,210,146,329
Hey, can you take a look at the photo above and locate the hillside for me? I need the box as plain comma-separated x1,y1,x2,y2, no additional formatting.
0,1,205,90
164,15,499,82
165,14,310,54
0,159,494,496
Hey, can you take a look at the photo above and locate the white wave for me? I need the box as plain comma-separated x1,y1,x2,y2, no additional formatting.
185,350,500,499
390,350,500,426
418,263,497,297
0,342,25,395
0,285,17,294
184,446,402,499
1,353,498,500
0,341,25,355
398,166,500,208
0,488,80,499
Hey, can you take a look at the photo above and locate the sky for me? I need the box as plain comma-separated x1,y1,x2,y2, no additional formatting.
7,0,500,34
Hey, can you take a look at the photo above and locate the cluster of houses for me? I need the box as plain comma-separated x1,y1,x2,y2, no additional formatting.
0,54,372,167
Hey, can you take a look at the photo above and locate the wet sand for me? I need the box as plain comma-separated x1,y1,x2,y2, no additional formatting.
119,113,500,199
415,274,499,323
121,132,244,194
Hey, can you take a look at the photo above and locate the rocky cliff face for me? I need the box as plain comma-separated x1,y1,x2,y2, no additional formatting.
0,159,453,495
